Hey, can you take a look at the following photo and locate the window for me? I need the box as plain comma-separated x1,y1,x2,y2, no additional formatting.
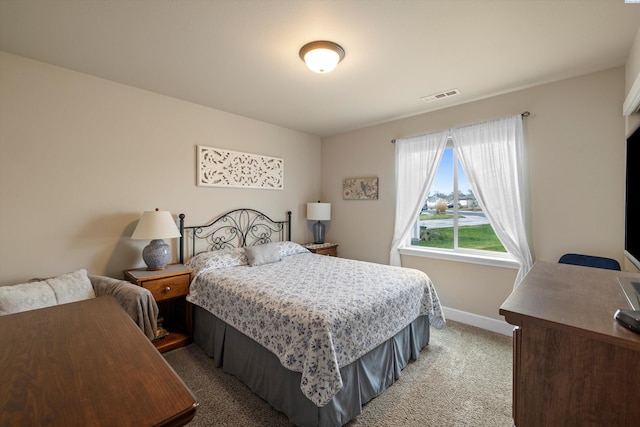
411,144,506,254
391,115,532,282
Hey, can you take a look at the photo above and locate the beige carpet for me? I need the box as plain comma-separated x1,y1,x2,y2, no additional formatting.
163,320,513,427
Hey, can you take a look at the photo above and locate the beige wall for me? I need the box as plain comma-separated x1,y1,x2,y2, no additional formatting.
322,67,626,320
0,50,632,323
625,25,640,134
625,26,640,97
0,52,322,286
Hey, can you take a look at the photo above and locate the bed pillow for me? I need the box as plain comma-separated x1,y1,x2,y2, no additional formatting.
186,247,248,271
246,243,282,266
45,269,95,304
275,241,310,257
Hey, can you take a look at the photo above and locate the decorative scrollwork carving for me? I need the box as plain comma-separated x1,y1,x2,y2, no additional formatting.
197,146,283,190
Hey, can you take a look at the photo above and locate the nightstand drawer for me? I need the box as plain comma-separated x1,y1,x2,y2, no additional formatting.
143,275,190,301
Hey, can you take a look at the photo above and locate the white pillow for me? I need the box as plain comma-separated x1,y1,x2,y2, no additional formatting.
46,269,95,304
275,241,310,257
245,243,282,266
185,247,248,271
0,281,57,315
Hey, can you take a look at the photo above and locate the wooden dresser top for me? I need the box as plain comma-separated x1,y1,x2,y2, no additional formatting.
500,261,640,350
0,296,198,426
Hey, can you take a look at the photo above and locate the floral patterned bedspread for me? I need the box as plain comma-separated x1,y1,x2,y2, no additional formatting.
186,244,445,407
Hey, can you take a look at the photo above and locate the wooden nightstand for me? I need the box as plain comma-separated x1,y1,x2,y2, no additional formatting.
303,243,338,257
124,264,193,353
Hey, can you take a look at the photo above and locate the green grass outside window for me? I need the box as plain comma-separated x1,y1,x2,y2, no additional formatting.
416,214,507,253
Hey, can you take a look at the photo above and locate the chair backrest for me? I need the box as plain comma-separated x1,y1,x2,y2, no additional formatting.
558,253,621,271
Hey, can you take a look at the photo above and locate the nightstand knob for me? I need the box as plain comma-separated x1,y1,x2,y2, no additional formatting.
163,286,171,293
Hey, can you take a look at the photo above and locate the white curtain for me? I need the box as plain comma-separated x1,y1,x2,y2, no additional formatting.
390,130,449,266
451,115,533,286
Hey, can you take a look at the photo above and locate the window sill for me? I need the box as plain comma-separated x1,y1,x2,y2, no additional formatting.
399,246,520,269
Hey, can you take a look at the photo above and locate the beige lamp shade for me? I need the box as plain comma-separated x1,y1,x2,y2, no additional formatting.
307,202,331,221
131,209,181,240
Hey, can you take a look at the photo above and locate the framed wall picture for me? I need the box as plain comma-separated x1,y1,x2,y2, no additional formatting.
197,145,283,190
343,177,378,200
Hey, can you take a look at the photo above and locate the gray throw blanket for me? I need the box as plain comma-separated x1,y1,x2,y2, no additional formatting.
90,275,159,340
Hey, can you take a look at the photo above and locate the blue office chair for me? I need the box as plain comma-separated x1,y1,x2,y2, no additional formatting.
558,253,621,271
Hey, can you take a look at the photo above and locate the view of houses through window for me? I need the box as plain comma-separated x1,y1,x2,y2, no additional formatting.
411,147,506,253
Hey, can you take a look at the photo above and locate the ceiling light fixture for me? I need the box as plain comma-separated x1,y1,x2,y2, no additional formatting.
299,41,345,74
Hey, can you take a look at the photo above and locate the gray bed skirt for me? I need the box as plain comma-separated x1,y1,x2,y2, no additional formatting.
192,305,430,427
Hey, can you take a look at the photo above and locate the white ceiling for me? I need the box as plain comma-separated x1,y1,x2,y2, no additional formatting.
1,1,640,137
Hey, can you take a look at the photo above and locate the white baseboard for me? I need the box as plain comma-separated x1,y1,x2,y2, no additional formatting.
442,306,514,336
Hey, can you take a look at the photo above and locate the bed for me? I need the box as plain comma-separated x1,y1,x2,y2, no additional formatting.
178,208,445,426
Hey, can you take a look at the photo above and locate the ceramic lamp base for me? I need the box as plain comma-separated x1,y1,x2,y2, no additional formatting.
313,221,326,244
142,239,171,270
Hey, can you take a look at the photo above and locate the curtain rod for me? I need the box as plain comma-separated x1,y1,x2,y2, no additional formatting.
391,111,531,143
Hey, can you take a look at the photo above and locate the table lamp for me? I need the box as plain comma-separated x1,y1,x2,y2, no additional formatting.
131,209,181,270
307,202,331,244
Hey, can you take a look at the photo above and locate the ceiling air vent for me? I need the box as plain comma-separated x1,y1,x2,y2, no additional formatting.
421,89,461,103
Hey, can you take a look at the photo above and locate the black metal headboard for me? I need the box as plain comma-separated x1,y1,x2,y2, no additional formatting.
178,209,292,264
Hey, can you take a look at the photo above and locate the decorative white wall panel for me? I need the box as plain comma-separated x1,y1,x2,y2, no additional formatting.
197,145,283,190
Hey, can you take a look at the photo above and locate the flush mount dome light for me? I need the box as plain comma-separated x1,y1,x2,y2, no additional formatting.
299,40,345,74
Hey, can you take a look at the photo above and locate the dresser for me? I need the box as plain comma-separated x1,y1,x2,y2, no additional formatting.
0,297,198,426
499,261,640,426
